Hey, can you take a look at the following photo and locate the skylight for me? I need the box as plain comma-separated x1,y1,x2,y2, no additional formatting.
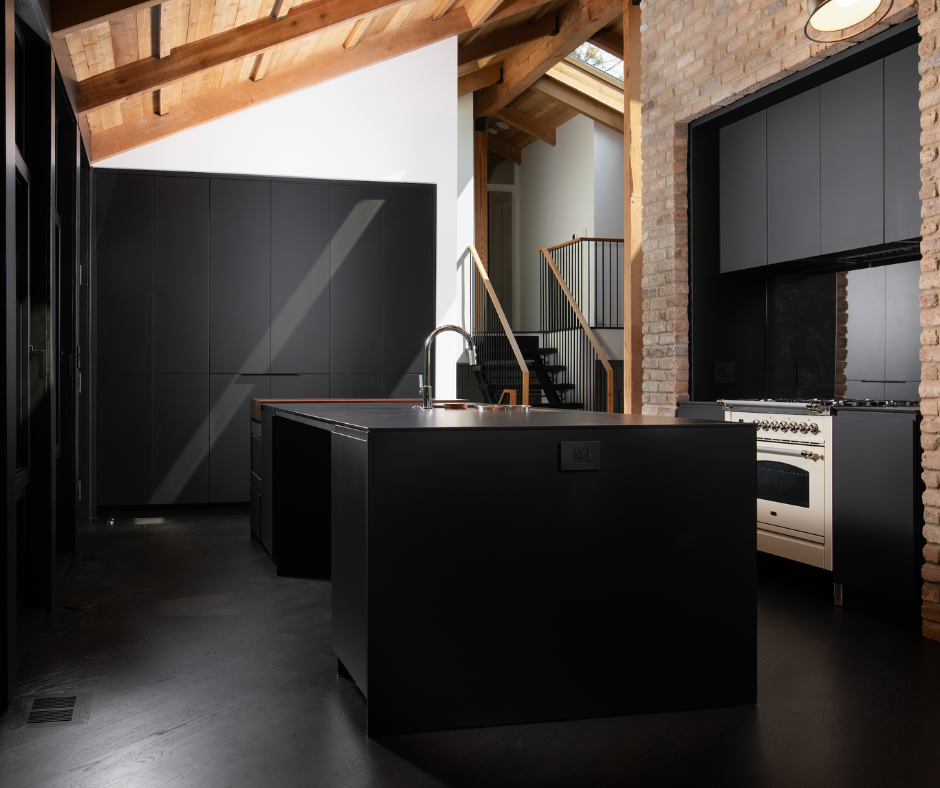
570,43,623,81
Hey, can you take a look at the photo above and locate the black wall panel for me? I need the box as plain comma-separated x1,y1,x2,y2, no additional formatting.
884,44,922,243
210,178,271,374
154,176,209,374
209,374,270,503
97,374,152,505
271,182,330,373
270,374,330,399
153,374,209,504
96,172,154,373
767,88,820,265
331,374,382,398
821,60,884,253
383,186,435,374
330,185,383,373
719,111,767,273
97,172,435,505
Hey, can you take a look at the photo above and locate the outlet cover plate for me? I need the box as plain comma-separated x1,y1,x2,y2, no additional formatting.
559,441,601,471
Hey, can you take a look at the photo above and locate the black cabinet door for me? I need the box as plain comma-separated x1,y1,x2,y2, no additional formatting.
383,185,435,374
96,172,154,373
884,45,922,243
154,176,209,374
719,110,767,273
209,374,270,502
330,374,382,398
153,374,209,504
383,373,420,399
271,181,331,373
330,185,383,372
270,374,330,399
767,88,820,264
844,266,886,398
210,178,271,374
821,60,884,253
885,260,922,387
97,373,152,505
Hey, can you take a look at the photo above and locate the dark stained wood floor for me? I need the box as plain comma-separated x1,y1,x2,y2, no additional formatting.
1,513,938,787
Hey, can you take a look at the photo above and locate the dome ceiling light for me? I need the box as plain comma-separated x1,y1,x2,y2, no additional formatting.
804,0,893,43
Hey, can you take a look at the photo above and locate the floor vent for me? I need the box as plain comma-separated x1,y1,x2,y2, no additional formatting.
14,693,92,728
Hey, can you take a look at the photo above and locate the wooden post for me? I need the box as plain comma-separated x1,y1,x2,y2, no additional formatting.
474,118,489,272
623,2,643,414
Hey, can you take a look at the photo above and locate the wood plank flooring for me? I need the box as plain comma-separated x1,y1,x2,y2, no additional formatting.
0,514,938,787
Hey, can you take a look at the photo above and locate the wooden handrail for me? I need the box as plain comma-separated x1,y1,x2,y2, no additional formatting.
539,246,615,413
468,245,530,406
547,237,624,252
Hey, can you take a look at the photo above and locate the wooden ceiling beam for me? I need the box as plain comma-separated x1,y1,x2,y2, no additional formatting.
273,0,292,19
457,12,558,67
472,0,621,118
158,1,171,59
90,7,472,161
494,105,555,145
465,0,504,27
431,0,459,20
487,132,522,164
77,0,412,115
588,26,623,59
547,59,623,112
458,65,503,97
530,74,622,133
484,0,555,26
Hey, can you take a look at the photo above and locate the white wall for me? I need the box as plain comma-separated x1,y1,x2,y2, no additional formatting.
517,114,595,331
593,123,625,239
99,38,469,397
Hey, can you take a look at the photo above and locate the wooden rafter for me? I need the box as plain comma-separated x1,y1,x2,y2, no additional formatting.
432,0,460,20
483,0,556,26
465,0,504,27
458,65,503,97
77,0,413,115
91,6,472,160
273,0,292,19
494,105,555,145
588,26,622,59
547,59,623,113
530,74,622,132
457,12,558,66
487,132,522,164
472,0,622,118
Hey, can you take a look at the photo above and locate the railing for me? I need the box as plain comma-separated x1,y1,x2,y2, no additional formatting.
539,238,623,413
468,245,529,405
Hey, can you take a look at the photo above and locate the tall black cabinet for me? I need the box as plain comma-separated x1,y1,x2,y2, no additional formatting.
95,171,436,507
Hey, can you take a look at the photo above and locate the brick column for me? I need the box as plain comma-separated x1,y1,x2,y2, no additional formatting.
918,0,940,642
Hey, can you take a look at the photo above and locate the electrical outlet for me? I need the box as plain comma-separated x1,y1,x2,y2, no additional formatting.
559,441,601,472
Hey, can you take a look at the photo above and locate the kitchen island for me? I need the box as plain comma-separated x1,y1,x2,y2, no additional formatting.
263,401,757,735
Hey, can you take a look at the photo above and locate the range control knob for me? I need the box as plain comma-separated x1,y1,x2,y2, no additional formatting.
759,420,769,430
798,423,810,434
808,423,819,435
770,421,780,431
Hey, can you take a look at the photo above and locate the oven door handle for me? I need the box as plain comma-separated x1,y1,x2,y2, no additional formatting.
761,446,822,461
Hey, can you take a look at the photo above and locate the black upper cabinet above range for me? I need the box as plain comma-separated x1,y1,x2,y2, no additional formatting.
884,45,922,243
768,88,820,265
719,110,767,273
820,59,884,254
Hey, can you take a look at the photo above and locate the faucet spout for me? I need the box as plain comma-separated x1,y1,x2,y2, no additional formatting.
419,325,476,409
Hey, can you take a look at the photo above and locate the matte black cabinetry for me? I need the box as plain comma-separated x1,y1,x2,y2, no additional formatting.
210,178,271,374
330,185,384,373
821,60,884,254
833,409,923,609
719,111,767,273
884,45,922,243
96,172,436,505
767,88,820,264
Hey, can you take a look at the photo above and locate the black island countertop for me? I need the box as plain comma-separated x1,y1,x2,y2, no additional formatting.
257,400,758,736
261,401,745,433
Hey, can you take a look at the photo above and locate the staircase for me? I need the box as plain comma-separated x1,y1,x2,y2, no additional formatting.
471,334,582,409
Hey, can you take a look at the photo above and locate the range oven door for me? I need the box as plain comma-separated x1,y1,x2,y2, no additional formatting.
755,442,825,540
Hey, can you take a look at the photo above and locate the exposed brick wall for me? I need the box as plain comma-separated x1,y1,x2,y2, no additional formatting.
919,0,940,642
639,0,917,416
639,0,935,636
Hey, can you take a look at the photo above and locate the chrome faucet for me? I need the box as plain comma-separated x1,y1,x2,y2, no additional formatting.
418,325,477,409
